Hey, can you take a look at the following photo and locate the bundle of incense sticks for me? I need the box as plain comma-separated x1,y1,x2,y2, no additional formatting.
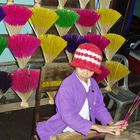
124,91,140,122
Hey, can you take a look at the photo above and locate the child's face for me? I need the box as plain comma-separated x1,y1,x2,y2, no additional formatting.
76,68,94,82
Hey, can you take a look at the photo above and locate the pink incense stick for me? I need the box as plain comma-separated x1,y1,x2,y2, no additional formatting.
124,91,140,122
119,91,140,128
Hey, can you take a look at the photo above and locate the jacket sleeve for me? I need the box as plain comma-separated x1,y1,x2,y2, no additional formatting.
94,83,113,125
55,82,93,136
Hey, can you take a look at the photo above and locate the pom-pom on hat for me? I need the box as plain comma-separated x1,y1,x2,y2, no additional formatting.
70,43,102,74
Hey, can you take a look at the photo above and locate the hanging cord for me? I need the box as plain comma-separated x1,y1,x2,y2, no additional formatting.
7,0,14,5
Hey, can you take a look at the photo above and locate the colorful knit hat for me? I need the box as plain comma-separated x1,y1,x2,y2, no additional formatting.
70,43,102,74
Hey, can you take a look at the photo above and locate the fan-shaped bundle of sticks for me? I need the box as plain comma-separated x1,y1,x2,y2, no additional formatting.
34,0,41,7
7,0,14,5
75,9,100,35
78,0,90,9
84,33,110,51
104,33,126,61
55,8,79,36
63,34,89,62
0,6,6,22
39,34,67,63
93,65,110,84
30,7,58,37
12,69,40,108
96,0,112,8
105,61,130,91
8,34,41,68
96,8,121,35
0,35,7,56
2,4,32,36
58,0,67,8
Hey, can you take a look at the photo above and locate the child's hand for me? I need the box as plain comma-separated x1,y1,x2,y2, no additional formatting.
112,120,128,131
91,122,127,136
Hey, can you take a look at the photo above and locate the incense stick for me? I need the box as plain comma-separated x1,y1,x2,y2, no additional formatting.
124,91,140,122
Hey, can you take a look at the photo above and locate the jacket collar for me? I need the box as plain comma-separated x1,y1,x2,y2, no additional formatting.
71,71,94,93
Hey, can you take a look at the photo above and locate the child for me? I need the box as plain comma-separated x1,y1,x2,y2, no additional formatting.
37,43,127,140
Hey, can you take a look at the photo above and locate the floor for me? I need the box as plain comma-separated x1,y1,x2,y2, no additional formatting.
0,72,140,140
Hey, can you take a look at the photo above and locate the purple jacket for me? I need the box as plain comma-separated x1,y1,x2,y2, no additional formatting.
37,71,113,140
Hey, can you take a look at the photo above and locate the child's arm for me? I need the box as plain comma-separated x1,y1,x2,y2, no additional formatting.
55,85,93,136
93,87,113,125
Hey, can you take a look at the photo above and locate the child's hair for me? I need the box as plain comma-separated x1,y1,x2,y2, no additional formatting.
70,43,102,74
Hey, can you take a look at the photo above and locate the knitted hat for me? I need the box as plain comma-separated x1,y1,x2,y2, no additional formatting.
70,43,102,74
